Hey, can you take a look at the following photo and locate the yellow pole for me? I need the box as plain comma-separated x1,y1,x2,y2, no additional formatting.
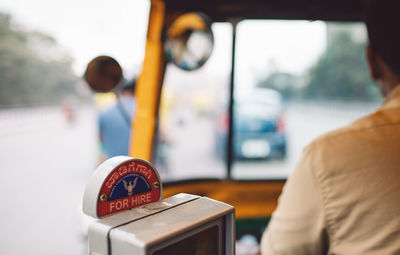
130,0,165,161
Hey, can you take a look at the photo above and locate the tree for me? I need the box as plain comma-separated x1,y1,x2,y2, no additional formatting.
0,12,78,107
302,30,382,101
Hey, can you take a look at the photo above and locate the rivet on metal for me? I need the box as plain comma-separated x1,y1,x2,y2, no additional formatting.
153,181,160,189
99,193,107,202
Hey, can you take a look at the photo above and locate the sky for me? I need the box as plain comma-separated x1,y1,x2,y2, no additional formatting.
0,0,326,83
234,20,326,87
0,0,150,77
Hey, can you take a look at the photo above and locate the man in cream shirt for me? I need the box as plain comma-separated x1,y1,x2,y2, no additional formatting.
261,0,400,254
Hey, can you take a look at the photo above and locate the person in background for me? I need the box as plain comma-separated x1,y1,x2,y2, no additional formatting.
98,79,136,159
261,0,400,254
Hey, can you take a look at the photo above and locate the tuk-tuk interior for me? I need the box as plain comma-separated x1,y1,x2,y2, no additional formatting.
0,0,386,253
124,0,379,246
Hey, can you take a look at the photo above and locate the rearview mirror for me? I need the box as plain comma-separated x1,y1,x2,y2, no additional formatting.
84,56,123,93
165,12,214,71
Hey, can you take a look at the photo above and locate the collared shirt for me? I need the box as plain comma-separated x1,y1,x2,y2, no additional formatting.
261,85,400,254
98,96,136,158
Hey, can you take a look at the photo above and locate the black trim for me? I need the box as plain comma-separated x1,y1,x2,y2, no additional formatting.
165,0,367,22
227,22,237,179
163,178,286,187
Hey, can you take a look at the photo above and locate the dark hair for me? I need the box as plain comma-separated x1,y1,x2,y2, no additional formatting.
121,78,136,92
366,0,400,76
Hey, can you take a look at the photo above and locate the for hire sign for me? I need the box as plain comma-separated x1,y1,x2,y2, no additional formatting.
83,156,162,218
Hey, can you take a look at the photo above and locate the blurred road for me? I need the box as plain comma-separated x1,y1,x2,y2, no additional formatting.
232,101,380,179
0,106,98,255
161,101,380,180
0,101,380,254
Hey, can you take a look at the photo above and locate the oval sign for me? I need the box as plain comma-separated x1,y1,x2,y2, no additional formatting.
83,156,162,218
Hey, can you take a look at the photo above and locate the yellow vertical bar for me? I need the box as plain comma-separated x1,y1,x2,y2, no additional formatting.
129,0,165,161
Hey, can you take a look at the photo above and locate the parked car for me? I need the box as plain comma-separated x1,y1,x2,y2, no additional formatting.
215,88,287,160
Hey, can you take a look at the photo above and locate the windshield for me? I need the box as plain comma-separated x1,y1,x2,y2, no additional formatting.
154,23,232,181
155,20,382,182
232,20,382,180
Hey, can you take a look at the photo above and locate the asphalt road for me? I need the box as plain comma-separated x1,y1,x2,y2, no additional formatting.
162,101,380,181
232,102,378,179
0,101,379,254
0,106,97,255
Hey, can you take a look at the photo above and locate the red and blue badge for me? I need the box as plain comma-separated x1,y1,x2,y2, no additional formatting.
83,156,162,218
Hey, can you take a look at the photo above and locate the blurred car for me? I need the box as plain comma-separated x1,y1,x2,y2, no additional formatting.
215,88,287,160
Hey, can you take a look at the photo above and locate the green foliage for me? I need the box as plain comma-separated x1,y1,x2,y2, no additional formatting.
302,30,381,101
0,12,78,107
257,26,383,102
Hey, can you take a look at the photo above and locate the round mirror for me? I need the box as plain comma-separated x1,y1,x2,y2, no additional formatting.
165,12,214,71
84,56,123,93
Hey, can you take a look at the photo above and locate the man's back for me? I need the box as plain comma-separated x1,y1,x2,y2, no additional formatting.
309,87,400,253
98,97,135,158
261,86,400,254
261,1,400,253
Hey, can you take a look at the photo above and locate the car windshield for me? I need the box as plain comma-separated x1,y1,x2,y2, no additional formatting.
237,89,281,104
236,89,282,119
237,104,280,119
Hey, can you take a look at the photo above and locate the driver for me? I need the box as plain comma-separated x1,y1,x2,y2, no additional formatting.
261,0,400,254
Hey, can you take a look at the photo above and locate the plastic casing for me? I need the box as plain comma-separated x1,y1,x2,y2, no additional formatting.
88,193,235,255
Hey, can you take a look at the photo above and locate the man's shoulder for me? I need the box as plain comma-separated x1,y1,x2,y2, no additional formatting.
303,107,400,167
309,107,398,148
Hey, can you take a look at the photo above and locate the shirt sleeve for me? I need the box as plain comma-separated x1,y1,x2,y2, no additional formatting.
261,147,329,255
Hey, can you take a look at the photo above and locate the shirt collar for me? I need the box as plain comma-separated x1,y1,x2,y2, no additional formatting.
382,84,400,109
